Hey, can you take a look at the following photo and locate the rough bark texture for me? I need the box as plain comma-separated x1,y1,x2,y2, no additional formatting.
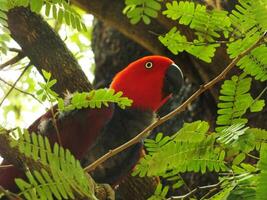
7,7,92,96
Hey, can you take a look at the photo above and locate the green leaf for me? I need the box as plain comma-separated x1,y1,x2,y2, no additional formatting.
256,143,267,200
250,100,265,112
233,153,246,165
11,129,95,200
41,69,51,81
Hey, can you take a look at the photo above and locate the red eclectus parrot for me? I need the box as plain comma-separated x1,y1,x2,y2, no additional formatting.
0,55,183,193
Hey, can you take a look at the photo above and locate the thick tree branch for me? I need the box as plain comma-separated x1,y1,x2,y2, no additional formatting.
7,7,92,96
84,32,267,172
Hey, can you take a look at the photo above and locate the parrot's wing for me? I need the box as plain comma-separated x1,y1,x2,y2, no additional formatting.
28,104,114,159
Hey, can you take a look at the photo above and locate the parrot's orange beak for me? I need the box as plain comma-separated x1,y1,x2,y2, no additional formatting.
163,63,184,97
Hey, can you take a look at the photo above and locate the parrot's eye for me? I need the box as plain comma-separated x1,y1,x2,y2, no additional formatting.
145,61,153,69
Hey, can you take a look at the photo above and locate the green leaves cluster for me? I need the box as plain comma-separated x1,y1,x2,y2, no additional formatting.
227,0,266,58
132,72,266,199
58,89,133,111
159,27,219,62
159,0,231,62
237,45,267,82
133,121,227,177
256,143,267,200
37,70,133,111
0,0,87,32
164,1,231,40
125,0,267,67
124,0,162,24
8,129,96,200
37,69,59,103
216,73,265,132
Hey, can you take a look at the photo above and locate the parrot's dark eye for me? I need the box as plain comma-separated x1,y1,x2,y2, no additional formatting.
145,61,153,69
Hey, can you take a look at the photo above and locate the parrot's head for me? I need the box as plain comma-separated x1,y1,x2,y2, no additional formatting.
110,55,183,111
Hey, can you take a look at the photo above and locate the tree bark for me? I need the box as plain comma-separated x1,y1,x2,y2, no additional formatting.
7,7,92,97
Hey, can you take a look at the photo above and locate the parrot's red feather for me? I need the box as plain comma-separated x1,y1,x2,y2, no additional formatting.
110,55,174,111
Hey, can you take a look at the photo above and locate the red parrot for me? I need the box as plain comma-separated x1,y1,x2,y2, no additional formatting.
0,55,183,193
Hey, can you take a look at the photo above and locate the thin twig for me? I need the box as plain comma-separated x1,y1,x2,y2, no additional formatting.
0,164,13,168
200,187,218,200
166,181,223,200
254,85,267,101
0,63,31,108
84,32,266,173
0,52,25,70
246,153,260,160
0,185,23,200
8,48,22,53
177,173,197,199
50,105,62,146
0,77,43,105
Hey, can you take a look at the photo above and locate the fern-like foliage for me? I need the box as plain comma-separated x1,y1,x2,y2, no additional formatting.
158,27,219,62
159,1,231,62
0,0,87,31
133,121,227,178
10,129,96,200
37,70,133,111
163,1,231,41
210,173,257,200
148,183,169,200
216,73,265,132
58,89,133,111
227,0,266,58
227,0,267,81
237,45,267,82
256,143,267,200
214,127,267,171
123,0,162,24
217,123,249,145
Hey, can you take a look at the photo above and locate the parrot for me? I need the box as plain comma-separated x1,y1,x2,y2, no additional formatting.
0,55,183,194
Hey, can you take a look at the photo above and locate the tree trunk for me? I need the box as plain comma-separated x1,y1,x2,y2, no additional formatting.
7,7,92,96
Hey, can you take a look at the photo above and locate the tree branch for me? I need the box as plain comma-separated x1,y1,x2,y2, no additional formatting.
7,7,92,96
0,77,43,105
0,51,25,70
84,32,267,172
